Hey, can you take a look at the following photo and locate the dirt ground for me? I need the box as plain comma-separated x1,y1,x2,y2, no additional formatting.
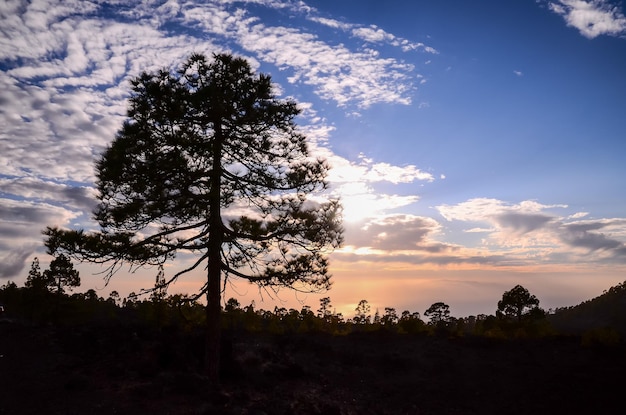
1,321,624,415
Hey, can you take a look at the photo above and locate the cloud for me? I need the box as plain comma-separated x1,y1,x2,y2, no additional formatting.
0,198,80,235
356,214,451,252
560,219,626,253
0,177,97,212
181,1,429,107
0,7,210,182
330,154,434,184
307,16,352,30
437,198,566,222
436,198,626,264
0,247,37,279
0,0,441,281
333,196,626,269
1,0,431,189
548,0,626,38
334,182,420,223
333,250,510,267
351,26,437,53
307,13,438,53
0,197,82,278
495,212,554,235
325,154,433,223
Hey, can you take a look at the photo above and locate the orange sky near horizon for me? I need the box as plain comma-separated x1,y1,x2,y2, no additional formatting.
7,255,625,321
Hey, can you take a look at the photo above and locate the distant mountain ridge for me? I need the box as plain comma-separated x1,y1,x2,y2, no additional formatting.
549,280,626,337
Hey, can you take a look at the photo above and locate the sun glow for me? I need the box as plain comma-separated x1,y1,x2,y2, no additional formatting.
340,192,383,223
335,182,420,223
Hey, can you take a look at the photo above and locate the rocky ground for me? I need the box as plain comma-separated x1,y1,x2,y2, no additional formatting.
1,321,624,415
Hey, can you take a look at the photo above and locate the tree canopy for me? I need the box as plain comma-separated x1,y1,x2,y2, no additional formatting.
44,53,343,382
25,255,80,294
424,302,451,325
44,254,80,295
497,285,540,323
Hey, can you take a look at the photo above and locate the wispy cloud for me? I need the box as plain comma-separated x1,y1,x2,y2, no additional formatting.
547,0,626,38
0,0,435,280
183,3,425,107
307,13,438,53
0,196,81,279
0,247,38,279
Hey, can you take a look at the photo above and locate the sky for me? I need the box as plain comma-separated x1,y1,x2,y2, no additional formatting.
1,0,626,319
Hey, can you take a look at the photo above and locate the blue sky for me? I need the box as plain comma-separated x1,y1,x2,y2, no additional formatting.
1,0,626,317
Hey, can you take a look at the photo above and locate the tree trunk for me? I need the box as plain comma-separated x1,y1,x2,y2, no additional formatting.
205,248,222,385
205,121,225,385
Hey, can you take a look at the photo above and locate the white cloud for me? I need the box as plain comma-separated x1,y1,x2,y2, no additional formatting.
436,198,626,264
363,162,434,184
0,0,439,279
308,16,352,30
548,0,626,38
180,1,432,107
351,25,438,54
307,11,437,54
437,198,566,222
329,154,434,185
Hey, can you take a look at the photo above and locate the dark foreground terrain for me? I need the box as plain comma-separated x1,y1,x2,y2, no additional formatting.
1,321,624,415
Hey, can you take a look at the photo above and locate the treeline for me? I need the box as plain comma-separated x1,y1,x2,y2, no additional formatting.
1,257,624,345
0,258,551,339
0,280,550,339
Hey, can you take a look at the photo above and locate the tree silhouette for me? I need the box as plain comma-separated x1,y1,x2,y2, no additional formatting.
353,299,371,324
43,254,80,295
24,257,49,291
381,307,398,326
424,302,451,325
497,285,540,323
317,296,332,322
25,255,80,294
150,265,167,303
43,53,343,383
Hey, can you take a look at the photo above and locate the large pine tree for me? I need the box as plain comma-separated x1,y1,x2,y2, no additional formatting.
45,53,343,382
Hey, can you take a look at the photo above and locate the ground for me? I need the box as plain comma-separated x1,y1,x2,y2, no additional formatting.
1,321,624,414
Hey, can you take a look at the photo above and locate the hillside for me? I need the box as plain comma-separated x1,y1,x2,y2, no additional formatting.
549,280,626,338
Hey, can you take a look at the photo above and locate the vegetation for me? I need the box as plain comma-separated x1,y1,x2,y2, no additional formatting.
496,284,541,322
42,53,343,382
424,302,451,326
4,260,624,343
3,267,626,414
550,280,626,343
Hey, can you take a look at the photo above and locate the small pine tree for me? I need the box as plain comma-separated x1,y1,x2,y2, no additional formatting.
24,257,51,291
44,254,80,295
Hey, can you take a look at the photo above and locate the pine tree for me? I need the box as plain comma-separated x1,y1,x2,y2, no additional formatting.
44,53,343,383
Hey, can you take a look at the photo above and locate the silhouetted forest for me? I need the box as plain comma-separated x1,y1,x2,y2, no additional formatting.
1,262,626,414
